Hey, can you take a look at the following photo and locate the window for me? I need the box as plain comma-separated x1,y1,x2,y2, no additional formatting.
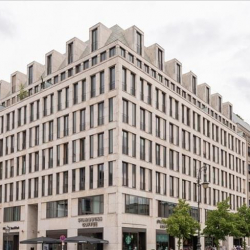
75,64,81,74
192,76,197,94
100,71,105,94
28,65,33,85
158,49,163,70
78,195,104,215
122,131,128,155
122,67,127,91
218,96,222,112
132,164,136,188
176,63,181,83
109,162,113,186
91,75,96,98
83,60,89,70
47,54,52,75
82,79,86,102
158,201,175,218
100,51,106,62
88,167,92,191
109,129,113,154
120,47,126,57
68,42,73,64
98,102,104,126
92,56,97,66
46,200,68,218
136,31,142,55
109,47,116,57
80,109,86,131
80,167,85,190
122,162,128,186
206,87,210,104
73,83,78,104
109,98,114,122
92,28,98,51
80,138,85,161
90,105,94,128
131,73,136,96
125,195,149,215
128,53,134,63
140,167,145,190
63,171,68,193
90,135,94,158
97,164,104,188
4,206,21,222
98,133,104,156
110,66,115,90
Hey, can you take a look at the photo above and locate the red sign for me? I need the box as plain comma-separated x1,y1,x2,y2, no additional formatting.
60,235,66,242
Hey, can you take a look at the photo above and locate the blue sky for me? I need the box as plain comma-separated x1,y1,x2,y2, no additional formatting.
0,1,250,122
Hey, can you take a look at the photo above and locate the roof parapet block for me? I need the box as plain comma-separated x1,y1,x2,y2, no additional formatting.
11,71,27,94
165,58,182,84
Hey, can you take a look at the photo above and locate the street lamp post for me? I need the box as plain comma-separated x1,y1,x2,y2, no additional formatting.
5,226,11,250
197,164,209,250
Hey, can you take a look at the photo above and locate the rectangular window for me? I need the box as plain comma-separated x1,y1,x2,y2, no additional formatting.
98,102,104,126
109,66,115,90
108,161,113,186
73,83,78,104
109,98,114,122
90,105,94,128
28,65,33,85
109,129,113,154
122,162,128,186
47,54,52,75
97,164,104,188
78,195,104,215
109,47,116,57
4,206,21,222
98,133,104,156
46,200,68,218
89,166,93,189
125,195,149,215
80,167,85,190
92,28,98,51
100,71,105,94
136,32,142,55
68,42,73,64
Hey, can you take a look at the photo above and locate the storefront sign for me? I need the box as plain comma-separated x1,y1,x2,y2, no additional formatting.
156,219,167,229
78,217,103,227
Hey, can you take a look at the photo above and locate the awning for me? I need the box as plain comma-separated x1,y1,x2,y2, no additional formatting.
20,236,61,244
64,235,109,244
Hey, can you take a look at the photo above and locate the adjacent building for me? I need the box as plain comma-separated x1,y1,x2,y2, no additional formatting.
0,23,247,250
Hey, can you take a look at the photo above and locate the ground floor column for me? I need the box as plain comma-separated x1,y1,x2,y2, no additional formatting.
67,228,77,250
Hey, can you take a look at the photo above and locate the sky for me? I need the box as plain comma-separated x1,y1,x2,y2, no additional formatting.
0,1,250,122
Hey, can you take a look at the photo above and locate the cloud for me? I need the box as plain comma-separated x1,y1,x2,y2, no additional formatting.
0,11,16,38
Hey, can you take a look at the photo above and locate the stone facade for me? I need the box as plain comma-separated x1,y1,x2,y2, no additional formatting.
0,23,247,250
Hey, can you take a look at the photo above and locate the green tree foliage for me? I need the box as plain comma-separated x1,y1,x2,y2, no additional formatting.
19,83,28,100
233,204,250,250
202,198,236,250
162,199,200,250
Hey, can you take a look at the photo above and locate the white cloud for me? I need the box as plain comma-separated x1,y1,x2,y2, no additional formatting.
0,1,250,122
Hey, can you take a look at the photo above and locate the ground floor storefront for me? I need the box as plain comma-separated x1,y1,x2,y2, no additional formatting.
0,226,242,250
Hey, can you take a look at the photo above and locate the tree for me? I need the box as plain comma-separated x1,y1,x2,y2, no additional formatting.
19,83,28,100
162,199,200,250
202,198,236,250
233,204,250,250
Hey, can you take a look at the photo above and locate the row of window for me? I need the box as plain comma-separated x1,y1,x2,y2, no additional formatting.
122,97,244,157
3,189,244,223
121,162,245,196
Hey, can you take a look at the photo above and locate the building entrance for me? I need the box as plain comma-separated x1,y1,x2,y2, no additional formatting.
3,233,19,250
122,228,146,250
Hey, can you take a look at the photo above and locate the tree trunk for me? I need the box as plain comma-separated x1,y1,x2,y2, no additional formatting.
243,237,246,250
178,237,181,250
